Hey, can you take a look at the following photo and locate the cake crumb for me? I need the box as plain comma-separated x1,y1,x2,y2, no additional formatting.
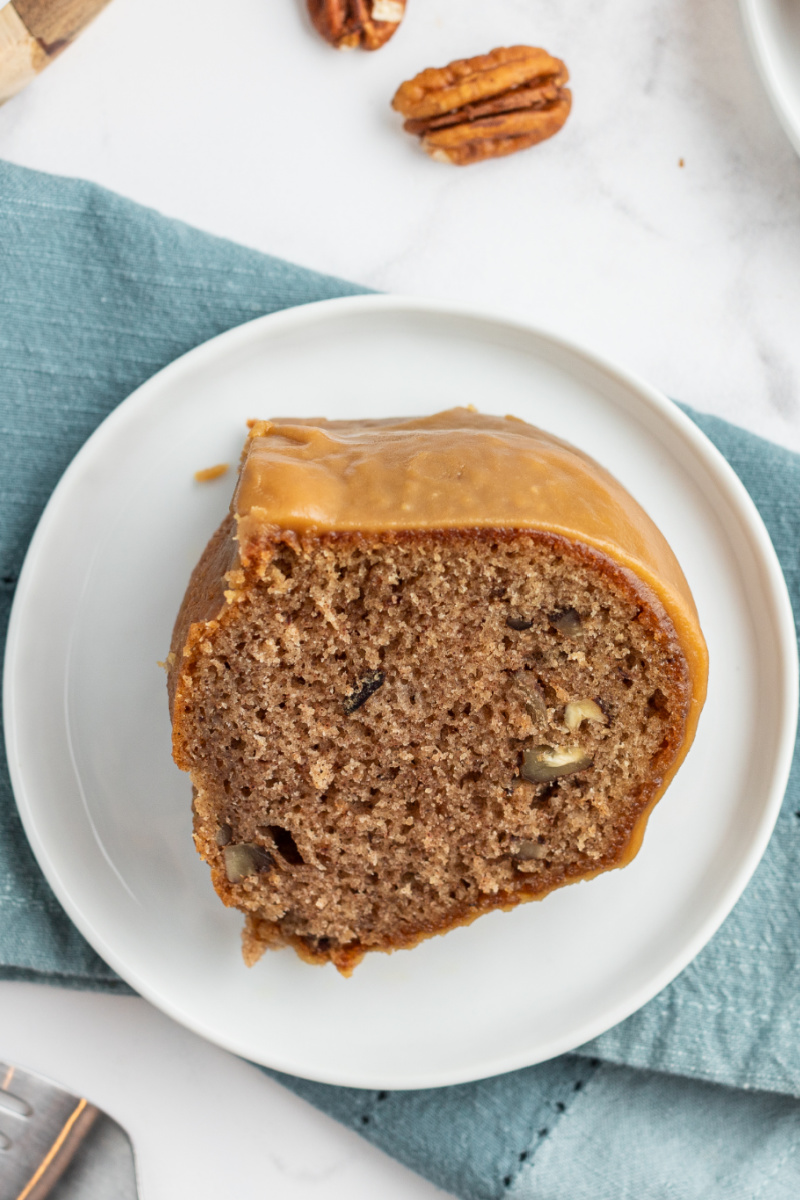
194,463,229,483
170,526,691,973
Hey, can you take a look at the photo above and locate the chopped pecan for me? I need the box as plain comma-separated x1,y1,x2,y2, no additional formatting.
308,0,406,51
344,670,385,714
392,45,571,165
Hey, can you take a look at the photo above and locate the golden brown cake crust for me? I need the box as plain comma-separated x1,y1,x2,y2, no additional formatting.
168,514,238,716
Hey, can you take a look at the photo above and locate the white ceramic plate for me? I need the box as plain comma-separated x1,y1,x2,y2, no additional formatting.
4,296,797,1089
740,0,800,158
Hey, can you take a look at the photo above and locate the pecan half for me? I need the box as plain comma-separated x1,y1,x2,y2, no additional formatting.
392,45,571,165
308,0,406,51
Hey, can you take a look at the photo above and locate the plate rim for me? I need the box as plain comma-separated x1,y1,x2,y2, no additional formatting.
4,293,798,1089
740,0,800,159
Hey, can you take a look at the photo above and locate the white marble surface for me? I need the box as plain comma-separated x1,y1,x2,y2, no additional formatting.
1,0,799,1197
0,983,447,1199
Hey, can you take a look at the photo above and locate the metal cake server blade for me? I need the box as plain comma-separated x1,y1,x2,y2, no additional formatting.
0,1062,139,1200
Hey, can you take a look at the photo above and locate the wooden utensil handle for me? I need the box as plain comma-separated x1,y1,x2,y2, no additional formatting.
0,0,112,105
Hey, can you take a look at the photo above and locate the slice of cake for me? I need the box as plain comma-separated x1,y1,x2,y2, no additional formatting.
168,408,708,974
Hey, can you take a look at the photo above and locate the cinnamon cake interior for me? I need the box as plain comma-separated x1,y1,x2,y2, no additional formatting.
168,409,707,974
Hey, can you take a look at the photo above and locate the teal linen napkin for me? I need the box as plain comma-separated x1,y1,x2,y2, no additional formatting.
1,159,799,1200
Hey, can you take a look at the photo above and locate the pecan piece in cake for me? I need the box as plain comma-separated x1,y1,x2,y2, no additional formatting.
308,0,406,50
344,670,386,714
392,45,571,165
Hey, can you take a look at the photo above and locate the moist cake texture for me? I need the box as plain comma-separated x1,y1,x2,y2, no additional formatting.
168,408,708,974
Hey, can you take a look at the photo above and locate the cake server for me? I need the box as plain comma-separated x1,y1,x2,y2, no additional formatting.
0,1062,139,1200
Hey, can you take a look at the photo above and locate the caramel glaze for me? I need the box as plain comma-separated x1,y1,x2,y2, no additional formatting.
171,407,708,968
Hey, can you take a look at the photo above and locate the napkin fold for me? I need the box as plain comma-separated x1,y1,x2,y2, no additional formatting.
1,159,799,1200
